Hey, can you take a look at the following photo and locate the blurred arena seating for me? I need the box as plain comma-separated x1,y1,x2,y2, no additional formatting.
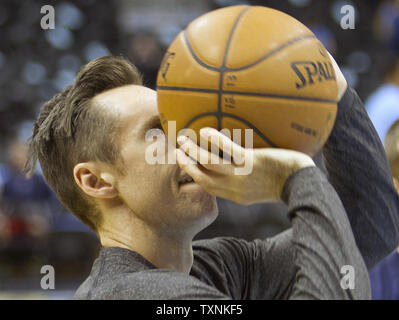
0,0,398,299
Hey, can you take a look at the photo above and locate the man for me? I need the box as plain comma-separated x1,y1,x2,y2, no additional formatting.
366,54,399,141
369,119,399,299
385,120,399,190
25,55,399,299
0,139,53,271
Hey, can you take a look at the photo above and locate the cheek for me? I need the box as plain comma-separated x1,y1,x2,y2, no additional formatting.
118,139,179,212
120,161,176,207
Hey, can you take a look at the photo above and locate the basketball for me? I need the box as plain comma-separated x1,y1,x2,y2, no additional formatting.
156,5,338,156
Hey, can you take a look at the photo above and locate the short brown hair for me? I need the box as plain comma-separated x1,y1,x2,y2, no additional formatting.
385,119,399,179
25,56,142,232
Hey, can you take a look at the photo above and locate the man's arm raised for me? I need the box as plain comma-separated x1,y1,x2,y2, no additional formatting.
177,131,370,299
323,54,399,269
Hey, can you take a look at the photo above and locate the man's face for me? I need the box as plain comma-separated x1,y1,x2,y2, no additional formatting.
94,85,218,234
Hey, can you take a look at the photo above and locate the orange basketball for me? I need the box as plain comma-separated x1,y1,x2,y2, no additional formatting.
156,5,338,157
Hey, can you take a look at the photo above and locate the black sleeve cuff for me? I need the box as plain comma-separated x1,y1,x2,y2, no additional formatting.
281,166,326,205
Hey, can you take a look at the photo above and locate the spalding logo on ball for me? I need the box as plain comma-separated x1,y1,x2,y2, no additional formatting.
156,5,338,157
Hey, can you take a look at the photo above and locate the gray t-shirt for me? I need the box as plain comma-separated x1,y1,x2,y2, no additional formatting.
73,88,399,300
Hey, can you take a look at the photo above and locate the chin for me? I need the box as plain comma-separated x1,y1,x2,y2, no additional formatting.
193,195,219,231
176,191,219,231
199,196,219,223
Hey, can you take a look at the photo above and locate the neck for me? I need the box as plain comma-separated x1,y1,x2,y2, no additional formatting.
99,212,195,274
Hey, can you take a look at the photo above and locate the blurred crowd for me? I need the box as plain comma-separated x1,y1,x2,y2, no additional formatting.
0,0,399,298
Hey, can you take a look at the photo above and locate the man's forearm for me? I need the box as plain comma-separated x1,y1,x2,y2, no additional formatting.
282,166,370,299
323,87,399,269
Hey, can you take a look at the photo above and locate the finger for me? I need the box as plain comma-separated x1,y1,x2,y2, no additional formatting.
175,149,213,188
199,128,246,166
177,135,235,175
175,148,244,202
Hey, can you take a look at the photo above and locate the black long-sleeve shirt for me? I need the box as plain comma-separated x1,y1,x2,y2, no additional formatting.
73,87,399,300
323,87,399,269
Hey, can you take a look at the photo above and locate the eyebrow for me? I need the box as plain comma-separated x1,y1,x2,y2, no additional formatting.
142,115,161,132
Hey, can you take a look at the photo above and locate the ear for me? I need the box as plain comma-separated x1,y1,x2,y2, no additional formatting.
73,162,118,199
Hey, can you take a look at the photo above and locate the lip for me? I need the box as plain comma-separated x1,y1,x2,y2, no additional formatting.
178,180,199,192
179,180,196,186
177,176,200,192
178,180,196,189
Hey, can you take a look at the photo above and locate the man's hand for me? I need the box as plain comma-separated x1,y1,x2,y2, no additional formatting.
175,127,315,204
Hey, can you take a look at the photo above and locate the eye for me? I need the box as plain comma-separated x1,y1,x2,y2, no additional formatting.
145,127,164,141
153,122,163,131
143,117,164,141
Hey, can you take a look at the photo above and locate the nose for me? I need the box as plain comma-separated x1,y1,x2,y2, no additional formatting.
164,133,179,166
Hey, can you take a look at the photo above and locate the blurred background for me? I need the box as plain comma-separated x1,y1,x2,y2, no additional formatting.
0,0,398,299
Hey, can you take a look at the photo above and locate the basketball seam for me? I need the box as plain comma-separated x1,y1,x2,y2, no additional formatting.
227,34,316,71
219,112,277,147
183,32,318,73
221,6,251,69
156,86,337,104
183,31,220,72
218,6,251,130
157,85,335,148
223,89,337,103
181,111,277,147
